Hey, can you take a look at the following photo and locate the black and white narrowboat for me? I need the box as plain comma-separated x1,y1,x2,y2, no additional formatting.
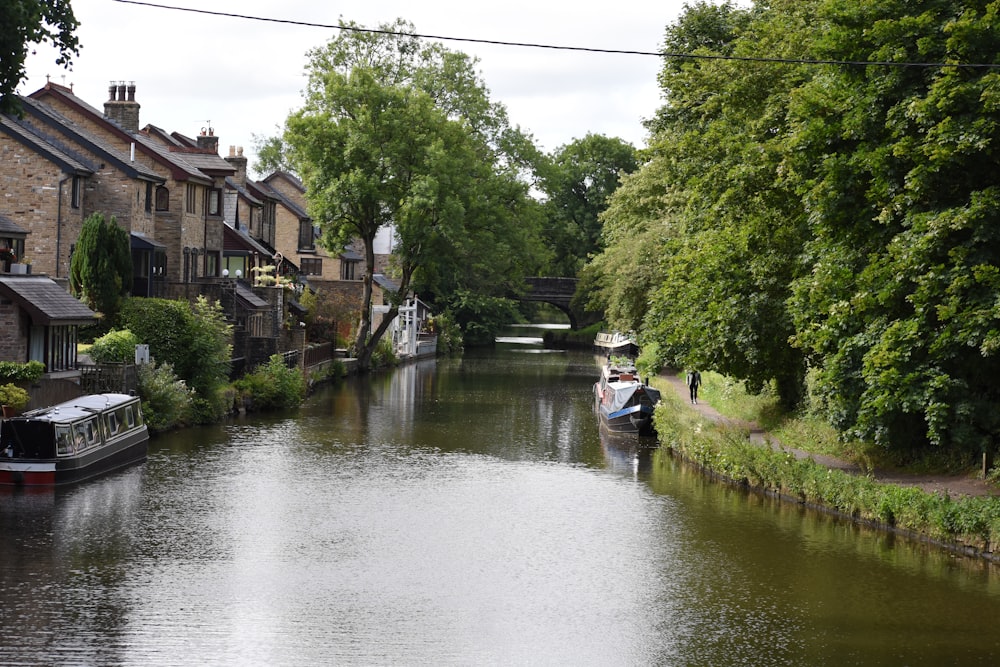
594,359,661,436
0,393,148,486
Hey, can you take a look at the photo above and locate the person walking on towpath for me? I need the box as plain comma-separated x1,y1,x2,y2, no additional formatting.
686,370,702,404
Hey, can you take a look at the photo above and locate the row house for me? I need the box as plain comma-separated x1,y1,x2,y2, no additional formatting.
0,81,292,376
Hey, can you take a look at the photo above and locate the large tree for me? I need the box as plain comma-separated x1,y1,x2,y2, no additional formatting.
590,0,816,408
283,19,539,368
785,0,1000,453
537,134,638,278
1,0,78,114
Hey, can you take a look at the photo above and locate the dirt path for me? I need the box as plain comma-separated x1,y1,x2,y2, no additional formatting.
661,372,998,498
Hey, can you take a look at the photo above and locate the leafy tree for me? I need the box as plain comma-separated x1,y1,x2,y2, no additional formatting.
283,19,540,367
785,0,1000,453
537,134,638,277
592,0,815,408
70,213,132,320
0,0,78,114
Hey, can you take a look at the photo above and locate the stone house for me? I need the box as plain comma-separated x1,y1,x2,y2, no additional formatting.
0,81,301,377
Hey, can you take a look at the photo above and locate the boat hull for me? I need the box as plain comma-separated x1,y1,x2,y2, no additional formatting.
0,393,149,487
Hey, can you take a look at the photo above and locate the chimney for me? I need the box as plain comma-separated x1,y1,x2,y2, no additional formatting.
103,80,141,133
225,145,248,187
197,125,219,153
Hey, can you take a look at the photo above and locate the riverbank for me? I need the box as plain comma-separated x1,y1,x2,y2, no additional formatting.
652,370,1000,563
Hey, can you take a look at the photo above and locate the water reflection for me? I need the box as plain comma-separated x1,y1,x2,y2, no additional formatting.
2,345,1000,665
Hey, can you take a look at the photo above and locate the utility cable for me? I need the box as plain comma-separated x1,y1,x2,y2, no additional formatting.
112,0,1000,70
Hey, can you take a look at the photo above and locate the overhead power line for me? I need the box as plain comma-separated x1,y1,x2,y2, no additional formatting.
113,0,1000,70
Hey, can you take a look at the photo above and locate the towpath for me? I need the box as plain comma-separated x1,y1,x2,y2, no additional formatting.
660,372,998,498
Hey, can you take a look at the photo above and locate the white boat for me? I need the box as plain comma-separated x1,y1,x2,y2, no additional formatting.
0,393,148,486
593,331,639,358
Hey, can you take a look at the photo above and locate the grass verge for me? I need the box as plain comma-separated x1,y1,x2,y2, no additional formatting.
651,375,1000,560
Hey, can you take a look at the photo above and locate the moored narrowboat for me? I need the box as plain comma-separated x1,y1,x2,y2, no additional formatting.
0,393,148,486
594,359,661,436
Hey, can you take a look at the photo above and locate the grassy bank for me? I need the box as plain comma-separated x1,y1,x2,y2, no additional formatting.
651,373,1000,561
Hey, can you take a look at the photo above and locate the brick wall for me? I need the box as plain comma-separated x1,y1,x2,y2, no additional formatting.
0,135,86,277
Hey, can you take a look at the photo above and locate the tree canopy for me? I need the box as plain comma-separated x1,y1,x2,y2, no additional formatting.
592,0,1000,457
1,0,78,114
282,19,542,367
537,134,639,278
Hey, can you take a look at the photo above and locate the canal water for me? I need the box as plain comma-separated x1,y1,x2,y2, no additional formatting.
2,331,1000,665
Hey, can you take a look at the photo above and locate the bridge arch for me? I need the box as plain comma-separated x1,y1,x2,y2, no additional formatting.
520,277,598,330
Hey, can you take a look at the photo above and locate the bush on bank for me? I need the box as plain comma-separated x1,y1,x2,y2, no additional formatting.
652,386,1000,558
233,354,306,411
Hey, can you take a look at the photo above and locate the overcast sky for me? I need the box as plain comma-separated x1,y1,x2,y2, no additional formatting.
21,0,689,176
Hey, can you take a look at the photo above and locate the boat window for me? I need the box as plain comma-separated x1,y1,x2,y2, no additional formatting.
56,426,72,456
107,411,120,436
125,406,135,428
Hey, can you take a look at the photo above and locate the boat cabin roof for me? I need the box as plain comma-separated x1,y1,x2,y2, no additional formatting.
14,393,139,425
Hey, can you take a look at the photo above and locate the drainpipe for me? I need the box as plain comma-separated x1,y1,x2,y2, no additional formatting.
57,175,71,278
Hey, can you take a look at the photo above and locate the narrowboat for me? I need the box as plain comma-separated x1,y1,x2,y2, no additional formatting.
594,359,661,436
0,393,148,486
593,331,639,358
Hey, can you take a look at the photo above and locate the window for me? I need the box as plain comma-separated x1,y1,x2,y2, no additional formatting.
301,258,322,275
186,184,197,214
155,186,170,211
145,182,153,212
341,260,358,281
207,188,222,216
298,220,315,251
71,176,81,209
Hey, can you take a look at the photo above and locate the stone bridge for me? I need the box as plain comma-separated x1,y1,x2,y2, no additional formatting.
521,277,598,330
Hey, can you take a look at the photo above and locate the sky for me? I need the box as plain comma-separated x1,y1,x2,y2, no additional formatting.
21,0,689,177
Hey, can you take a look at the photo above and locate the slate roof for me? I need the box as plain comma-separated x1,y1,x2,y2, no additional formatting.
223,222,273,257
225,176,263,206
0,276,96,325
253,179,310,219
14,96,163,182
0,112,94,175
0,215,28,237
234,283,269,310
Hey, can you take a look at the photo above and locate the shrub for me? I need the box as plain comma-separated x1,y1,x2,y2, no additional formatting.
0,360,45,383
0,383,30,411
234,354,306,411
87,329,141,363
119,296,232,423
136,361,192,432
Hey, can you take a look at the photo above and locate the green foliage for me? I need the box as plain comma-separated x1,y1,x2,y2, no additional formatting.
0,0,78,115
369,336,398,369
428,312,463,356
70,213,133,319
0,360,45,383
136,361,193,432
537,134,639,277
87,329,140,363
440,290,519,346
590,0,1000,455
118,296,232,423
0,383,29,411
783,0,1000,452
234,355,306,411
654,392,1000,552
281,18,542,370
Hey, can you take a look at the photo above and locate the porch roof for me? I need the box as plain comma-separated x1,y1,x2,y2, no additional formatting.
0,275,96,325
